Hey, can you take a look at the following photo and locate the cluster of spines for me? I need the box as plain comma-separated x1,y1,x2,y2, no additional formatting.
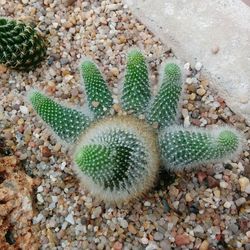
0,18,47,70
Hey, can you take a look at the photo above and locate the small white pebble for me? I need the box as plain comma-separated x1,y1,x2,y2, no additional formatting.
37,193,44,203
141,237,149,245
20,105,29,114
195,62,202,71
33,213,44,224
119,218,128,229
186,77,193,84
65,213,75,225
184,62,191,70
223,201,231,208
220,181,228,189
144,201,151,207
245,185,250,194
37,185,44,192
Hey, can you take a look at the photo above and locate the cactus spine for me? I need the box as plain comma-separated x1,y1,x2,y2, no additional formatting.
0,18,47,71
29,49,244,203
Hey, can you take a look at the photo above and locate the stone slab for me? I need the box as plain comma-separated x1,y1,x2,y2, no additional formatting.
124,0,250,125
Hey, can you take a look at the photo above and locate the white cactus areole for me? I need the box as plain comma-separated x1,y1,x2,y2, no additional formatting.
29,49,244,203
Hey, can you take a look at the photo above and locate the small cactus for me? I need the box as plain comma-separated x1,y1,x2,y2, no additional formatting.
29,49,244,203
0,17,47,71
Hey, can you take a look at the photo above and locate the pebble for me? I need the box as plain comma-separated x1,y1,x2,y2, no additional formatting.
37,185,44,192
144,201,151,207
33,213,44,224
141,237,149,245
37,193,44,203
239,177,250,192
65,213,75,225
128,224,137,235
175,234,190,246
20,105,29,115
195,62,202,71
223,201,231,209
186,77,193,84
119,218,128,229
199,240,209,250
220,181,228,189
207,176,219,188
154,232,164,241
113,241,123,250
41,146,52,157
245,185,250,194
197,88,206,96
185,193,193,202
211,46,220,54
0,64,7,73
92,206,102,219
189,93,196,100
235,197,246,207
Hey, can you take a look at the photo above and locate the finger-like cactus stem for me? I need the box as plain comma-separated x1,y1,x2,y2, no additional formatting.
147,62,183,127
121,49,151,114
80,60,113,118
159,126,244,170
29,91,90,142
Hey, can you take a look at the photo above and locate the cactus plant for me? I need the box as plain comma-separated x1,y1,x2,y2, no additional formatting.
0,17,47,71
29,49,244,203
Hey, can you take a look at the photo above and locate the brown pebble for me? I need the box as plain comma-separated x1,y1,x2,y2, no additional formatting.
41,146,52,157
207,176,219,188
199,240,209,250
175,234,190,246
197,88,206,96
113,104,121,112
197,172,207,183
128,223,137,235
113,241,123,250
0,64,7,74
211,46,220,54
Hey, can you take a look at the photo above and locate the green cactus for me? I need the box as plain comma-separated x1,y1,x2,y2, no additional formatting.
121,49,151,114
159,126,242,170
29,91,89,142
29,49,244,203
80,61,113,118
0,17,47,71
147,62,183,127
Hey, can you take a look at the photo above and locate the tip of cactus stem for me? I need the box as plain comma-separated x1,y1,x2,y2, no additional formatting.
127,49,144,62
163,62,182,85
218,130,239,151
81,60,96,73
28,90,44,109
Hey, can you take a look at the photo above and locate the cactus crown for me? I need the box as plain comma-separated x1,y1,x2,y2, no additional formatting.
29,49,244,203
0,17,47,71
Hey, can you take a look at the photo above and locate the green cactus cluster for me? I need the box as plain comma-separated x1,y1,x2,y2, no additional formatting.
0,17,47,71
29,49,244,203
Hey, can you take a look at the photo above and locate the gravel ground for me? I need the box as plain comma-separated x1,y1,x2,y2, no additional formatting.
0,0,250,249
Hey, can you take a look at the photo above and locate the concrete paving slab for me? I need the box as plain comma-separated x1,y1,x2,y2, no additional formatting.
124,0,250,125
